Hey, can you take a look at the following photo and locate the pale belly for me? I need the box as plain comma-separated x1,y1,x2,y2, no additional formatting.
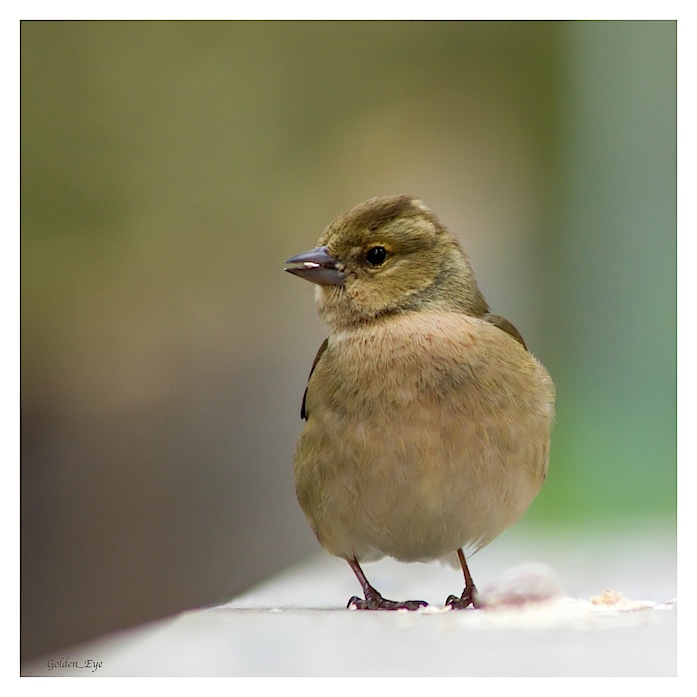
294,315,554,563
296,392,549,562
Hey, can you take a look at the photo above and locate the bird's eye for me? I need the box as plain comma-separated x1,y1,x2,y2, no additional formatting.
365,246,388,266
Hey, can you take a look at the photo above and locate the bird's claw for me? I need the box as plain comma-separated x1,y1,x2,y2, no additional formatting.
445,588,480,609
347,594,428,611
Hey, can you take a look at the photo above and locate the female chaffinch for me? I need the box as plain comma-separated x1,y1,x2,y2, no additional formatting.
285,195,555,610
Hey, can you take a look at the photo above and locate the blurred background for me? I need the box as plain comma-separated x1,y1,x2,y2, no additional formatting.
20,20,676,662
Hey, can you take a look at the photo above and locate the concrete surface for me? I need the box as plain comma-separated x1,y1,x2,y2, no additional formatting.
21,521,677,677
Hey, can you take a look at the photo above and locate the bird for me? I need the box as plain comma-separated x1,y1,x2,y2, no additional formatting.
284,195,555,610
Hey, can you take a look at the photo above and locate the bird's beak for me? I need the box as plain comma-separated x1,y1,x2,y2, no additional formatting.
284,246,345,286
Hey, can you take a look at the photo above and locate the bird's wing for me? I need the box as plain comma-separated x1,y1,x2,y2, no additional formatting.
481,313,528,351
301,337,329,421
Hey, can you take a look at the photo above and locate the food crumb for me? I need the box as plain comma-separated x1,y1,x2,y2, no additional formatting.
591,589,625,605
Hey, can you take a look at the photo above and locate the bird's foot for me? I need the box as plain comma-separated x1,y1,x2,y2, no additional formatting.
445,586,480,610
348,588,428,611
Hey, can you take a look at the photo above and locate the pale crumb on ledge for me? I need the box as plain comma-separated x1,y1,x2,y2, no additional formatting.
591,588,625,605
587,590,675,613
415,604,451,614
477,563,564,608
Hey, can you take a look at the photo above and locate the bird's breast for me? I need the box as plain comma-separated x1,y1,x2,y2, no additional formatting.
315,313,494,414
294,310,555,561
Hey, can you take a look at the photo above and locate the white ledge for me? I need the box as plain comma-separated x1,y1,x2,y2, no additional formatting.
22,523,677,677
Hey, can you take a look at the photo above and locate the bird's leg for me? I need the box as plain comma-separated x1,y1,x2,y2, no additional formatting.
445,548,480,609
346,557,428,610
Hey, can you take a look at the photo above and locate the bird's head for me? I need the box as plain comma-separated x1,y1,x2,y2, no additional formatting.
285,195,488,330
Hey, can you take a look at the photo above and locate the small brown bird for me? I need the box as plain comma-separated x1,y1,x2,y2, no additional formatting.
285,195,555,610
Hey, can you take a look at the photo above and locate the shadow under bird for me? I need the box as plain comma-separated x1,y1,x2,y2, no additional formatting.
285,195,555,610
